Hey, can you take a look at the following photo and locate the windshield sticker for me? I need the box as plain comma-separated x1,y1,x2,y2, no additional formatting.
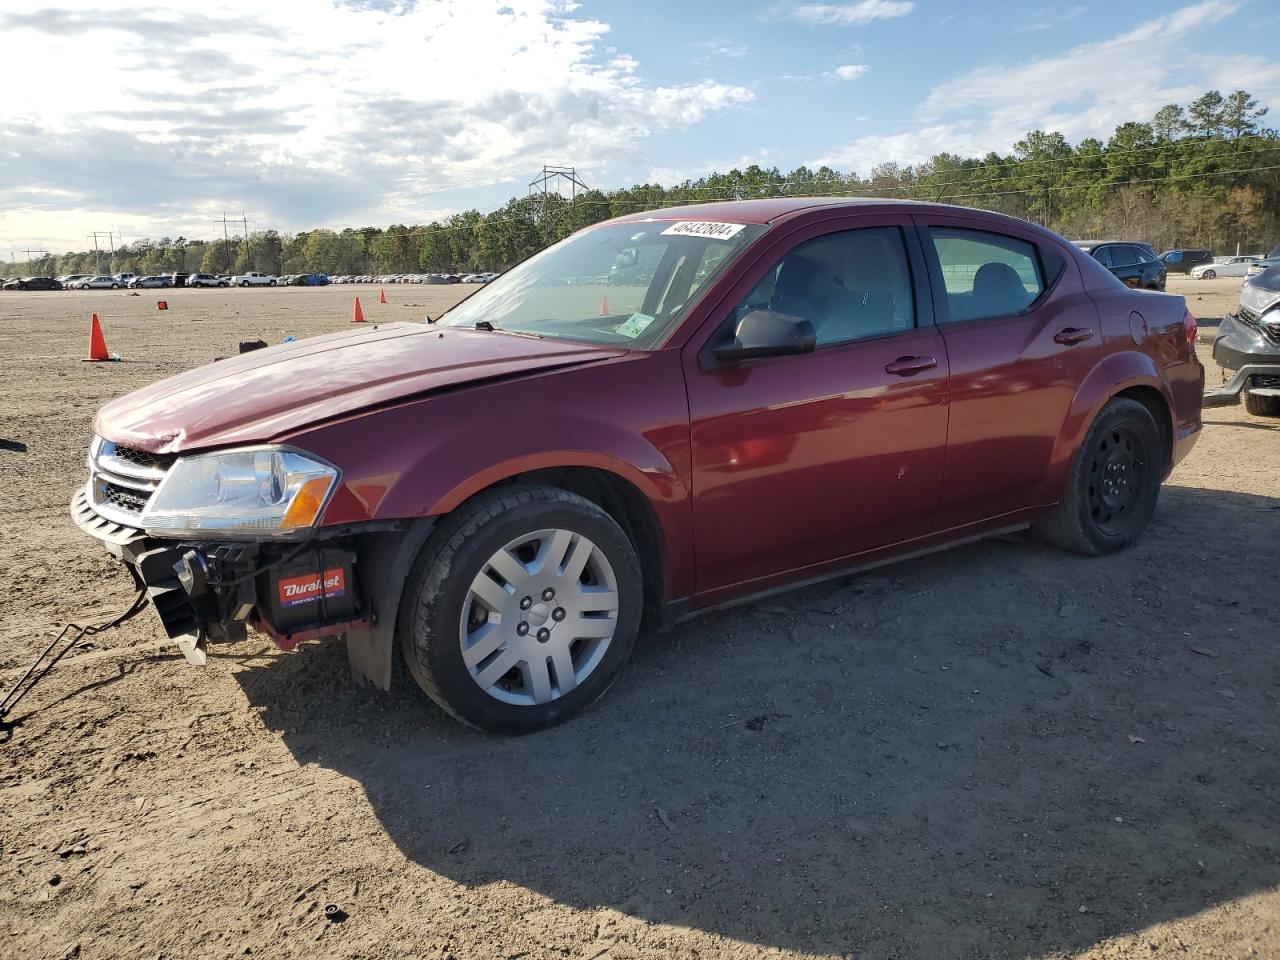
660,221,747,241
616,313,656,339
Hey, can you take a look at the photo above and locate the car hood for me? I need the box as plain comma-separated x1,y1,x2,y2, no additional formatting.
96,322,627,453
1250,263,1280,287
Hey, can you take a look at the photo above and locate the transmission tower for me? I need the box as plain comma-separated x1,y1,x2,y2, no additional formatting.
23,249,50,274
87,232,116,274
528,165,589,220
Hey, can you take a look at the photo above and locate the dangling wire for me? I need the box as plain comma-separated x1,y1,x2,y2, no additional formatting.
0,586,150,732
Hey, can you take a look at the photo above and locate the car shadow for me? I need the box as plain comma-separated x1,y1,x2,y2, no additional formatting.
233,485,1279,957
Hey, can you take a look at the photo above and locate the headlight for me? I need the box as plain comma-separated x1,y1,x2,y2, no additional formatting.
1240,284,1280,316
140,446,338,538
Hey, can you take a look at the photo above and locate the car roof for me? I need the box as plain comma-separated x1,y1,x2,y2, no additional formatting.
605,196,945,226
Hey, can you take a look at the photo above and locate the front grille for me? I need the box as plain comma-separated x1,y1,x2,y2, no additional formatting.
112,445,177,471
1250,374,1280,390
100,481,149,513
85,439,173,526
1237,306,1280,345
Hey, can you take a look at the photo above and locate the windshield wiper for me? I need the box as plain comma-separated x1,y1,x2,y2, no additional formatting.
475,320,496,331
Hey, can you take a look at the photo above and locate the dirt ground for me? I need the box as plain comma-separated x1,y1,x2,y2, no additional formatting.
0,277,1276,960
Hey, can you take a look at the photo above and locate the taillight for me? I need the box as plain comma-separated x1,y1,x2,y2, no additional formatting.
1184,308,1197,350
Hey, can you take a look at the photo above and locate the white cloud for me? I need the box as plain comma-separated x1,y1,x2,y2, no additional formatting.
0,0,754,249
1013,3,1087,33
816,0,1279,174
782,1,914,26
696,38,749,59
783,63,870,83
830,64,870,81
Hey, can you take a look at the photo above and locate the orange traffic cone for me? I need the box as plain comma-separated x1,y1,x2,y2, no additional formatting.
157,300,168,311
599,295,609,316
379,288,387,304
83,313,111,362
352,297,365,323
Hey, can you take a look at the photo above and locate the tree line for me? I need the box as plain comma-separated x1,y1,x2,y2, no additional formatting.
6,89,1276,280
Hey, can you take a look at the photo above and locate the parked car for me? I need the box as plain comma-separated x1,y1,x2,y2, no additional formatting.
231,272,277,287
1159,249,1213,274
1245,242,1280,277
128,275,172,289
283,274,329,286
3,276,62,291
73,198,1204,733
1207,265,1280,417
74,275,122,289
115,273,137,286
1189,256,1260,279
168,272,191,288
188,273,229,288
1072,241,1165,291
60,274,93,286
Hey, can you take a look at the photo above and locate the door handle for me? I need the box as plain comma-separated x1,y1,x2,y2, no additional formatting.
1054,327,1093,345
884,355,938,376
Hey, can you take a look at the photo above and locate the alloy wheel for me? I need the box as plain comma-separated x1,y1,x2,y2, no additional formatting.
459,528,619,706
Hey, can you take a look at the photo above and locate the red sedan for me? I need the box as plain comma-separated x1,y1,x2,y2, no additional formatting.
75,198,1204,732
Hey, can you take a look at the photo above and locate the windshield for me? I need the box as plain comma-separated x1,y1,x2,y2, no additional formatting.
439,220,766,348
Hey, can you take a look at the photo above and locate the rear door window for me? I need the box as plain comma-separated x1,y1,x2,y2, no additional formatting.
1110,246,1136,267
929,228,1045,323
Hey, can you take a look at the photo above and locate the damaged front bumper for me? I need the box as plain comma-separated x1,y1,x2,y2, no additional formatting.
1205,312,1280,407
70,486,369,665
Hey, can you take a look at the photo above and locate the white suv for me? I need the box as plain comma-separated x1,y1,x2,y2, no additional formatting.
231,272,277,287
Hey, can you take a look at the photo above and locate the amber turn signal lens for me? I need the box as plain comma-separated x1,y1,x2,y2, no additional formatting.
281,476,332,529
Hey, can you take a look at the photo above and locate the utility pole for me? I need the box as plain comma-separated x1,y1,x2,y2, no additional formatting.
87,232,115,275
214,214,239,272
528,165,588,222
22,249,50,274
241,214,251,270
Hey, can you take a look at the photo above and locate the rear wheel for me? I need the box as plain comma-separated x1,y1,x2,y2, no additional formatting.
1244,390,1280,417
399,485,642,733
1035,398,1164,555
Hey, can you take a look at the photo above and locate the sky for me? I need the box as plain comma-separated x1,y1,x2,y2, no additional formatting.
3,0,1280,254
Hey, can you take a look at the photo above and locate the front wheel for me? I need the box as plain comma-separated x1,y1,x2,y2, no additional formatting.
1244,390,1280,417
1202,269,1217,280
398,485,643,734
1034,398,1164,555
269,280,277,286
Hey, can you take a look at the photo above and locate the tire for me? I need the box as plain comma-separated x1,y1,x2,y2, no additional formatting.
1034,398,1164,555
219,282,228,287
269,280,277,286
1202,270,1216,280
398,485,643,734
1244,390,1280,417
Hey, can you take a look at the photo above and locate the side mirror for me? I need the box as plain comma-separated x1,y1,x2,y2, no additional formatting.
712,309,816,362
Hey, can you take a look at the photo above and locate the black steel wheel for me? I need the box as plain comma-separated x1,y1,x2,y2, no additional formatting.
1035,398,1164,555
